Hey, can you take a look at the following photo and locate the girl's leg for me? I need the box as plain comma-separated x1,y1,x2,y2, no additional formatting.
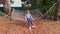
30,19,34,26
27,19,30,26
27,18,32,30
30,19,35,28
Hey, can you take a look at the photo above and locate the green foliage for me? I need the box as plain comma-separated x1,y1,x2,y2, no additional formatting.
46,5,56,19
0,11,5,16
10,0,14,4
31,0,56,18
22,0,57,19
30,0,56,12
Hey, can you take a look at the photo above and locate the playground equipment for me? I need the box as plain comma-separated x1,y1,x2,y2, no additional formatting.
9,9,42,21
0,8,42,21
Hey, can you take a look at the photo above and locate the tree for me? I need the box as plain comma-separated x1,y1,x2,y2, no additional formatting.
3,0,11,15
54,0,60,21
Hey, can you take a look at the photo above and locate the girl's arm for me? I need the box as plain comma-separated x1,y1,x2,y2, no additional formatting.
30,15,34,20
25,16,27,21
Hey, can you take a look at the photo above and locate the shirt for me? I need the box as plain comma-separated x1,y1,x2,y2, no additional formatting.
25,14,34,21
25,14,31,19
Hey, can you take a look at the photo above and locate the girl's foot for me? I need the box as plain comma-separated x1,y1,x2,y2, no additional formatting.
32,25,35,28
29,26,32,30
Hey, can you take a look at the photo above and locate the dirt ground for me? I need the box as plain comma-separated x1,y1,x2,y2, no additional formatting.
0,18,60,34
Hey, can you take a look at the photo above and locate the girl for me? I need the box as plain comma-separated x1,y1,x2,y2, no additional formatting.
25,9,35,30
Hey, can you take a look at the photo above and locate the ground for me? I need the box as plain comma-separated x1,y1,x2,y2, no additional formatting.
0,18,60,34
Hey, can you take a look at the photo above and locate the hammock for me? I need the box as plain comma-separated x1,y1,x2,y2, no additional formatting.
12,9,41,21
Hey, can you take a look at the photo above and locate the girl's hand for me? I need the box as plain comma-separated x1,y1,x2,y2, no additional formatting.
31,16,34,20
25,19,27,21
25,16,27,21
31,18,34,20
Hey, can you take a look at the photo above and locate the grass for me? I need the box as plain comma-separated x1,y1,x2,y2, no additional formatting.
0,11,5,16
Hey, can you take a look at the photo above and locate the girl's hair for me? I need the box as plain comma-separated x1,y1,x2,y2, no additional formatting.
25,9,30,14
25,8,30,14
25,8,28,12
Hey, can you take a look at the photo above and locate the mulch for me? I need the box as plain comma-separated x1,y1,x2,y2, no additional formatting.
0,18,60,34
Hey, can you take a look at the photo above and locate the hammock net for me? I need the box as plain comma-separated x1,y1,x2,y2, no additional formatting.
0,9,41,21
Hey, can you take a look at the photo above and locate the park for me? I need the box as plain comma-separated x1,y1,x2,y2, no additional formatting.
0,0,60,34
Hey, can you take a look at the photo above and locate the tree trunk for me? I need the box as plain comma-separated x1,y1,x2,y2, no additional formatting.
3,0,11,15
3,2,7,14
7,0,11,16
53,0,59,21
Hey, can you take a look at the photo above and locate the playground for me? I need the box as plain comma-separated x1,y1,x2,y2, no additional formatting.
0,18,60,34
0,10,60,34
0,0,60,34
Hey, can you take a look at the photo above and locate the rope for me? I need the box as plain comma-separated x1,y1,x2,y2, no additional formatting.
35,9,44,17
43,3,56,17
0,11,10,19
12,10,41,21
35,3,56,18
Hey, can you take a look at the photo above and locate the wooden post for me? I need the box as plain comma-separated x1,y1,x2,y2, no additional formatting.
53,0,60,21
